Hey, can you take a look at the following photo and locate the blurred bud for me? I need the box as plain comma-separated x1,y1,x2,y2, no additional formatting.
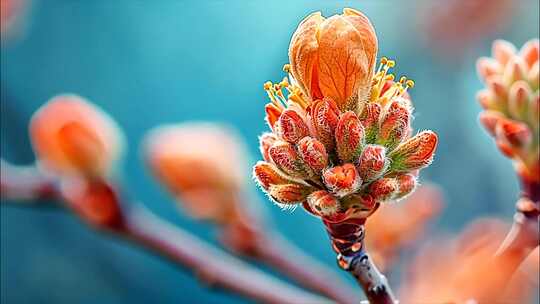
503,57,527,85
486,76,508,101
308,98,340,152
323,164,362,198
144,123,248,222
368,178,397,202
307,190,340,216
479,110,505,136
253,161,293,190
61,178,123,230
268,140,308,179
29,94,124,179
493,39,517,66
357,144,388,181
289,8,378,110
359,102,382,142
520,39,539,68
268,183,313,205
508,81,531,120
394,174,417,200
476,89,498,111
265,103,283,130
335,111,365,163
297,136,328,174
495,119,532,148
529,94,539,130
528,61,539,91
276,109,309,143
377,101,411,151
259,132,277,162
477,57,501,81
389,131,438,173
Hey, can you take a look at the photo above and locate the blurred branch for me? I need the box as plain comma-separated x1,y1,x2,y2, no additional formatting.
0,160,332,304
493,178,539,290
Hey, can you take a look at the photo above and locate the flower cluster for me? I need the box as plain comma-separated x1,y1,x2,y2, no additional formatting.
477,39,539,183
253,8,438,222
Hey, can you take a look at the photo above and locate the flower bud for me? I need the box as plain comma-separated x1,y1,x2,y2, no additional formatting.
476,89,498,111
276,109,309,143
359,102,382,142
520,38,539,68
144,123,249,222
388,131,438,173
253,161,293,190
357,144,388,181
529,94,539,130
508,81,532,121
265,103,283,130
394,174,417,200
492,40,516,66
268,183,313,205
323,163,362,197
307,190,340,217
476,57,501,81
297,136,328,174
268,140,308,178
528,61,539,91
503,57,527,85
377,101,411,151
289,8,378,110
478,110,505,136
335,111,365,163
486,76,507,101
259,132,277,162
29,94,124,179
308,98,340,152
368,178,397,202
495,119,532,148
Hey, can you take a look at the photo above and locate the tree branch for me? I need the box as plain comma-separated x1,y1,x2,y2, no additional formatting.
0,160,332,304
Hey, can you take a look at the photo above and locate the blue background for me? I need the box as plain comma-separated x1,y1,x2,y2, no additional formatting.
1,0,539,303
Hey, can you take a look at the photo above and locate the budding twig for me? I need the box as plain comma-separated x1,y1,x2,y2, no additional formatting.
0,160,331,304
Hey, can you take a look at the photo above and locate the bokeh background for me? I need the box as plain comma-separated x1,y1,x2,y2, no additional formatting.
1,0,539,303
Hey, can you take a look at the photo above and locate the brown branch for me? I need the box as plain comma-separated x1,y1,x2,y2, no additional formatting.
324,219,397,304
0,161,332,304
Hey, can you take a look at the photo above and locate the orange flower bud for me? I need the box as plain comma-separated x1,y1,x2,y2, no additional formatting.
29,94,124,179
377,101,411,151
519,38,539,68
495,119,532,148
335,111,365,163
508,81,531,120
144,123,248,222
265,103,283,130
289,8,378,111
268,183,313,205
253,161,292,190
476,89,498,111
359,102,382,142
276,109,309,143
394,174,417,200
297,136,328,174
389,131,438,173
477,57,501,81
307,190,340,216
368,178,397,202
492,39,516,66
486,76,507,101
357,144,388,181
528,61,539,90
323,163,362,197
503,57,527,84
308,98,340,152
259,132,277,162
478,110,505,136
268,140,308,179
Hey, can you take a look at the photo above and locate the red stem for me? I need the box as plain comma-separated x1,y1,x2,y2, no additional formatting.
324,220,397,304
